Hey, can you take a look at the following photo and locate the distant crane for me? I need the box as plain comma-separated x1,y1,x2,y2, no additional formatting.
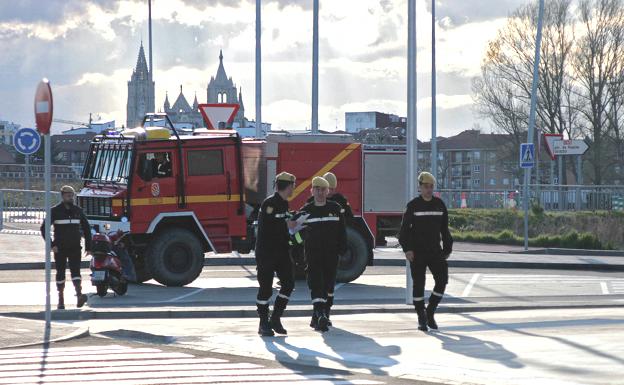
53,113,96,129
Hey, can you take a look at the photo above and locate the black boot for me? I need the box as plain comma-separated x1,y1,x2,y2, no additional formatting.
326,295,334,327
257,303,275,336
270,296,288,335
57,288,65,310
414,300,428,332
314,302,329,332
309,312,318,328
73,279,87,308
426,292,443,330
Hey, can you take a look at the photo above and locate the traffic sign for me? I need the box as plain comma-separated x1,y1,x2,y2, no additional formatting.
553,139,589,156
13,127,41,155
198,103,239,130
34,79,53,135
520,143,535,169
543,133,563,160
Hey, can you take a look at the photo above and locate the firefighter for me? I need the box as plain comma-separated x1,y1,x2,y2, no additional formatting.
153,152,172,178
40,185,92,310
399,172,453,331
254,172,298,336
300,176,347,332
305,172,354,220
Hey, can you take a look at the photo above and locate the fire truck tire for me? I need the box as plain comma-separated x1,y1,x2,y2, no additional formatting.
336,227,369,283
146,228,205,287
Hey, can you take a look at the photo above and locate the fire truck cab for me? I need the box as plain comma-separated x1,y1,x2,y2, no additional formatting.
78,114,379,287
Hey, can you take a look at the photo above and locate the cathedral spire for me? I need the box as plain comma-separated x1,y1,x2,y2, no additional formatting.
238,87,244,111
193,92,199,110
164,91,170,111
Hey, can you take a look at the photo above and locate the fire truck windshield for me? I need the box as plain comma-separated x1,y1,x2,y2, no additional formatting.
82,143,133,185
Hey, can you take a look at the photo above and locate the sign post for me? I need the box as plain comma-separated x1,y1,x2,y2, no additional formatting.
405,0,417,305
34,79,53,342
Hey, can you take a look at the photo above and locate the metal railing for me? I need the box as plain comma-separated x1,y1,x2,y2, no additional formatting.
0,189,61,231
437,185,624,211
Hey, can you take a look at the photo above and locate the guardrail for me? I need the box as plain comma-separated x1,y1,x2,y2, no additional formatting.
437,185,624,211
0,189,61,231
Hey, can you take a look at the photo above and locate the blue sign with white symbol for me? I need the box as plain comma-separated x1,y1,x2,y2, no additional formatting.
520,143,535,169
13,127,42,155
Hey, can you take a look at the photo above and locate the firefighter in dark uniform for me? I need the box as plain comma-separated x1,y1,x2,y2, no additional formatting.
305,172,354,220
299,177,347,332
399,172,453,331
40,185,92,310
255,172,298,336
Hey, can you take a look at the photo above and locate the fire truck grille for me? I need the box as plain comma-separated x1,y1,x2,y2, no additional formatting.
78,197,113,218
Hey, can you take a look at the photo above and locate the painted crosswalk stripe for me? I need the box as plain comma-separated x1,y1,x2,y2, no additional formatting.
601,282,610,294
0,344,385,385
461,273,480,297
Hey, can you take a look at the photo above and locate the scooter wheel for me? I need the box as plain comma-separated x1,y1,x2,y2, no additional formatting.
96,284,108,297
113,281,128,296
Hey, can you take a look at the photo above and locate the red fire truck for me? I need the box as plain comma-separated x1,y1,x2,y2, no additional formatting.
78,114,406,287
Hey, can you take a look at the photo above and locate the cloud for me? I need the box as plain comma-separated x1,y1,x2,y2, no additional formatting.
0,0,526,139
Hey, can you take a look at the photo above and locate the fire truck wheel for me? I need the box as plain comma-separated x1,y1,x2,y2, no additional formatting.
336,227,369,283
146,228,205,287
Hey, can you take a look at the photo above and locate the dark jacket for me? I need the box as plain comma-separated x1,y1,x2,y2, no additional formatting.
299,200,347,257
255,192,290,257
398,196,453,258
306,192,354,220
40,202,92,252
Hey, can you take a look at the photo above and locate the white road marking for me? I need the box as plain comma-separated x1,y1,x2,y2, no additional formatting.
0,344,384,385
601,282,610,295
461,273,480,297
165,287,206,303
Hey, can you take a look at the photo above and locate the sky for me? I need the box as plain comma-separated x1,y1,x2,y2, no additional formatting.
0,0,526,138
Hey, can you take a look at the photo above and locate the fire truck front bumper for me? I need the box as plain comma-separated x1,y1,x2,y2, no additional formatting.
89,219,131,234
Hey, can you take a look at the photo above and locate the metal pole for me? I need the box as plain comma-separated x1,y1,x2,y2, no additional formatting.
431,0,437,180
311,0,319,133
523,0,545,250
148,0,153,77
44,134,51,339
25,154,31,216
255,0,262,138
406,0,418,305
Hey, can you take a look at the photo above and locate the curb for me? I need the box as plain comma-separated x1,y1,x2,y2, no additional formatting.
513,248,624,257
1,258,624,271
3,302,623,321
0,327,90,350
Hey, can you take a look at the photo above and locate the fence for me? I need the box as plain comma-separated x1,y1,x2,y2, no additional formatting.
437,185,624,211
0,189,61,232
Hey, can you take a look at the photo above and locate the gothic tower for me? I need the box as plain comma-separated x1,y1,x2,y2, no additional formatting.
207,50,245,126
126,43,155,128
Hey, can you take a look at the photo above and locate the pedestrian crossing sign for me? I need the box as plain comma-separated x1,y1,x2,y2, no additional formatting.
520,143,535,169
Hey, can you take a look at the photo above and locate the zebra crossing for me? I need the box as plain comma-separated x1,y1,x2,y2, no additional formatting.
0,344,384,385
477,274,624,295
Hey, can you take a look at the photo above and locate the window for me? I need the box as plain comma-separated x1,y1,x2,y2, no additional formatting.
188,150,223,176
473,165,480,173
489,165,496,172
489,152,496,160
503,178,509,185
473,151,481,160
489,178,496,186
473,179,480,186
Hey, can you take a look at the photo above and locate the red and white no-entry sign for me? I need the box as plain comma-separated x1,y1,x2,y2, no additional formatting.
34,79,53,135
198,103,239,130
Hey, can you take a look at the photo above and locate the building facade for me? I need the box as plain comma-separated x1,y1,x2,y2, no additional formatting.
0,120,20,146
345,111,405,133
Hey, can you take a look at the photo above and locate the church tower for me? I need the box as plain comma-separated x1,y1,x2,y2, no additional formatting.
126,42,155,128
207,50,246,126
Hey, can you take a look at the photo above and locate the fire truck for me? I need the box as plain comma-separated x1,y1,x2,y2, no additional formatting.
78,113,407,287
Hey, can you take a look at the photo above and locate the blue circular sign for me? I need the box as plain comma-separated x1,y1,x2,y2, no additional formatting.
13,127,41,155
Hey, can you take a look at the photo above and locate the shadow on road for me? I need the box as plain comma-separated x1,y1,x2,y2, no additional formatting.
428,330,524,369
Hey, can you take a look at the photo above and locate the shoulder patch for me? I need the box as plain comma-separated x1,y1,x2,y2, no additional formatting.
340,208,345,213
266,206,274,214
